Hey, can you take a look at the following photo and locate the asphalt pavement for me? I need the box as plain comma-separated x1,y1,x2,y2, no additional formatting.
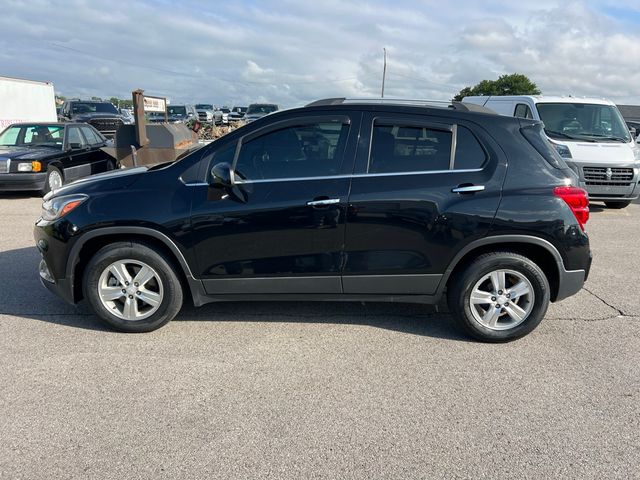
0,193,638,479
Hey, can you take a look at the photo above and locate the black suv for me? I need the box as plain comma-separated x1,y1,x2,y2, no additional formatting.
59,100,126,138
34,98,592,341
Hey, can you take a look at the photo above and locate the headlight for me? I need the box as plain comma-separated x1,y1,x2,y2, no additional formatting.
41,194,88,221
17,161,42,172
549,140,572,158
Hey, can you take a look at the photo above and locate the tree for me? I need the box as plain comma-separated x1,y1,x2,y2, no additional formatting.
453,73,541,101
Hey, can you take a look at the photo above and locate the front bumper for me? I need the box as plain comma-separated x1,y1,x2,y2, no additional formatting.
572,163,640,201
0,172,47,191
34,221,77,304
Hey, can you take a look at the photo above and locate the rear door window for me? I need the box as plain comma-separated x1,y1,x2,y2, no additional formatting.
80,126,102,145
368,122,452,173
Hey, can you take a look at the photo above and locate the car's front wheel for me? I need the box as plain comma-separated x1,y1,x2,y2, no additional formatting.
447,251,550,342
42,166,64,195
83,242,183,332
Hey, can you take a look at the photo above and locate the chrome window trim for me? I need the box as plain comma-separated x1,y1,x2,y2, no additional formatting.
449,124,458,170
231,168,483,185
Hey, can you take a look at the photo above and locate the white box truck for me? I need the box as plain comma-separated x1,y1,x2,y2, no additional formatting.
0,76,57,130
463,95,640,208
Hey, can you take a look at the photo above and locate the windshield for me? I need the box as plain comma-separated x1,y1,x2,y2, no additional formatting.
195,104,212,110
167,106,187,116
0,124,64,148
247,104,278,115
537,103,631,142
71,102,119,115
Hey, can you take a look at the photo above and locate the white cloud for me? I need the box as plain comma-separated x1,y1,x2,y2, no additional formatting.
0,0,638,106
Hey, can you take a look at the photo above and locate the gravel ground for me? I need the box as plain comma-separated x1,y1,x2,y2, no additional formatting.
0,193,638,479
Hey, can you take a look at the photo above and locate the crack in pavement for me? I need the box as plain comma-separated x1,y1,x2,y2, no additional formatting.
582,287,628,317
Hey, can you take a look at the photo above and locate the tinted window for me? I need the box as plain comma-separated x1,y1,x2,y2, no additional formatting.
71,102,118,114
67,127,85,148
80,126,102,145
514,103,533,119
521,124,567,169
235,121,348,180
454,126,487,169
369,123,452,173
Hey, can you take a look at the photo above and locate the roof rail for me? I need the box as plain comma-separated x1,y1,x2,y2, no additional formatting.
305,98,346,107
305,97,495,114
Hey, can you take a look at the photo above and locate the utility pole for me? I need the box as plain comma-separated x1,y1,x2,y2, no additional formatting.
381,48,387,98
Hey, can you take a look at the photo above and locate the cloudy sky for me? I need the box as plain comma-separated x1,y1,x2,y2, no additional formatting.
2,0,640,107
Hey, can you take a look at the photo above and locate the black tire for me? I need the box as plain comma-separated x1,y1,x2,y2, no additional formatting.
604,201,631,209
447,251,550,342
82,241,183,332
41,166,64,195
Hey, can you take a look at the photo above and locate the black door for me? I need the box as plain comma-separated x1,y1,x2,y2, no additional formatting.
343,112,507,295
62,125,93,181
79,125,111,174
189,113,360,294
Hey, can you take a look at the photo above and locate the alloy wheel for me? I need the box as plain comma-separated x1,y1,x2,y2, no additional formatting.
469,269,535,330
97,259,164,321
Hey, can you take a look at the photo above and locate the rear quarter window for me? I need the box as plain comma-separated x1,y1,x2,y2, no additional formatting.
520,124,568,169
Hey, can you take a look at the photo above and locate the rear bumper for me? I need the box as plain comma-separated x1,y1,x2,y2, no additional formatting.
0,172,47,191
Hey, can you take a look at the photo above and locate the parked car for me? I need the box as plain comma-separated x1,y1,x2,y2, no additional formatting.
463,95,640,209
195,104,216,124
228,106,247,123
34,97,592,341
58,100,126,138
244,103,278,122
0,122,115,194
217,107,231,125
166,105,197,123
119,108,134,124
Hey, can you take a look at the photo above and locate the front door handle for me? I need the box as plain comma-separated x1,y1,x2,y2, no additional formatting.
452,185,485,194
307,198,340,207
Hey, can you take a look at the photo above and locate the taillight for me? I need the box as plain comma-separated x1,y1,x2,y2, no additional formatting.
554,186,589,230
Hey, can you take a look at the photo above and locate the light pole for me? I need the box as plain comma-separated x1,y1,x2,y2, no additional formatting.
381,48,387,98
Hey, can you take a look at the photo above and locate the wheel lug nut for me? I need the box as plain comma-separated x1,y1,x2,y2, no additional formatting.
136,291,141,295
121,289,126,293
128,295,133,299
491,296,496,301
496,304,501,308
506,293,511,298
504,302,509,307
498,290,503,295
125,282,129,286
134,282,139,287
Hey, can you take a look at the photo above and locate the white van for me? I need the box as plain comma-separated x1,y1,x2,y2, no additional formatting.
463,95,640,208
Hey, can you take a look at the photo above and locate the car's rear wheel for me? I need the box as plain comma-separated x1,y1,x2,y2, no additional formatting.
42,166,63,195
447,251,550,342
604,201,631,209
83,242,183,332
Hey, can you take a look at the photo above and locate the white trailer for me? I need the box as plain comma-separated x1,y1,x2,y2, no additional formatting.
0,76,57,129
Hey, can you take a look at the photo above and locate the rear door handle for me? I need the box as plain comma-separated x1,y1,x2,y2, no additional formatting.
452,185,485,194
307,198,340,206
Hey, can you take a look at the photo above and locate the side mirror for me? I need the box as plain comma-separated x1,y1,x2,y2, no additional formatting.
210,162,233,188
68,142,82,150
629,127,637,139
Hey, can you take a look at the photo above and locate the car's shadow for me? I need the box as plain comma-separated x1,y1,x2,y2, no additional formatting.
0,192,41,200
0,246,466,341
